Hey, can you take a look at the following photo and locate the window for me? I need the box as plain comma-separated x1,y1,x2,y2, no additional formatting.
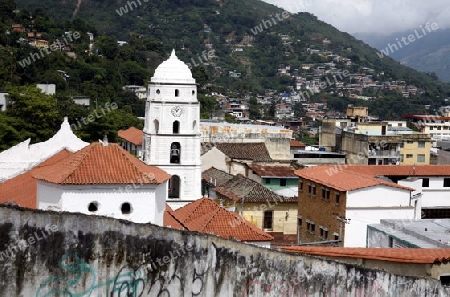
418,141,425,148
439,275,450,286
170,142,181,164
299,179,303,192
173,121,180,134
153,119,159,134
266,178,271,184
438,126,442,130
175,89,179,97
319,227,328,240
388,236,394,247
169,175,181,198
263,211,274,230
156,89,160,95
406,154,413,158
430,127,434,130
334,234,339,241
312,185,316,197
417,154,425,163
193,120,197,131
422,178,429,187
121,202,132,215
335,192,340,205
192,90,195,95
308,183,312,195
406,140,414,144
321,188,330,202
400,155,404,162
444,178,450,187
306,221,315,234
298,216,302,228
88,202,98,212
280,179,287,187
399,143,404,148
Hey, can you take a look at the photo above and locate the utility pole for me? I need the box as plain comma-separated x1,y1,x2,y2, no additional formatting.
334,215,351,246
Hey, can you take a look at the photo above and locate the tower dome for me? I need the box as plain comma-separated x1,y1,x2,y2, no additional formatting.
151,50,195,84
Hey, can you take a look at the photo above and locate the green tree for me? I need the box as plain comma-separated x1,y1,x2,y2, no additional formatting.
6,85,60,143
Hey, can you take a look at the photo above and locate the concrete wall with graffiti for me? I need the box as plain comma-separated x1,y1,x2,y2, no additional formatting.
0,204,449,297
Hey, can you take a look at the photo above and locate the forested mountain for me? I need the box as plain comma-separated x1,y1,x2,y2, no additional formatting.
14,0,450,95
2,0,450,152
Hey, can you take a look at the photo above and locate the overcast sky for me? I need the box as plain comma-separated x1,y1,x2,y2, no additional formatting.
263,0,450,35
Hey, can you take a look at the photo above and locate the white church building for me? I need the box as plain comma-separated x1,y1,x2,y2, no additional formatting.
143,50,202,209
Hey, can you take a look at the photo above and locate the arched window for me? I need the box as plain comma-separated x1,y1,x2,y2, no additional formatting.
192,120,197,131
170,142,181,164
121,202,132,214
192,90,195,96
153,119,159,134
173,121,180,134
156,89,160,95
169,175,181,198
175,89,179,97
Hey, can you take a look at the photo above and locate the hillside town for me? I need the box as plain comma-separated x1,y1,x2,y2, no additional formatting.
1,51,450,291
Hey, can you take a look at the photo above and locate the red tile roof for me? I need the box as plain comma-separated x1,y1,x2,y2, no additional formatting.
279,246,450,264
0,149,72,209
163,205,184,230
290,140,306,147
249,164,297,177
202,167,234,187
344,165,450,177
294,166,414,192
215,143,272,162
170,198,273,242
33,143,170,185
118,127,143,146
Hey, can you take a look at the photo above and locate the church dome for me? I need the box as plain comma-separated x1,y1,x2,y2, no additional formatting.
151,50,195,84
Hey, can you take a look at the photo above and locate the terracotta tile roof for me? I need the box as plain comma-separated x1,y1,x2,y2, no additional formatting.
202,167,234,187
171,198,273,242
215,143,272,162
32,143,171,185
290,140,306,147
249,164,297,177
214,174,297,203
163,205,184,230
118,127,143,146
344,165,450,177
279,246,450,264
0,149,72,209
294,166,414,192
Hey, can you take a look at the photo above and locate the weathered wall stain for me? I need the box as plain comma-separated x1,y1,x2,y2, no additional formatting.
0,205,449,297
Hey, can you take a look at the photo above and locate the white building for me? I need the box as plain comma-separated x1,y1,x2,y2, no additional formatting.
143,50,202,209
0,92,8,111
0,117,88,182
33,142,171,225
368,219,450,248
123,85,147,100
36,84,56,95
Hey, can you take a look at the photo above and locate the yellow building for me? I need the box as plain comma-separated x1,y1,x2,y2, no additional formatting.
202,167,298,245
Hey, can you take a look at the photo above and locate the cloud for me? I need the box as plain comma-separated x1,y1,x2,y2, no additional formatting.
262,0,450,35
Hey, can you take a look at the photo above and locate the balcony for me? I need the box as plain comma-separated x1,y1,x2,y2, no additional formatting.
368,150,400,158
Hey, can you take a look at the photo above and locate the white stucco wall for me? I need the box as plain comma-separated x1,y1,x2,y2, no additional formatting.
36,181,167,225
344,186,415,247
421,177,450,208
201,147,228,173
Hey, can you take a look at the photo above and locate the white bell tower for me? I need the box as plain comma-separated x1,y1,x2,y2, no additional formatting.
143,50,201,209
